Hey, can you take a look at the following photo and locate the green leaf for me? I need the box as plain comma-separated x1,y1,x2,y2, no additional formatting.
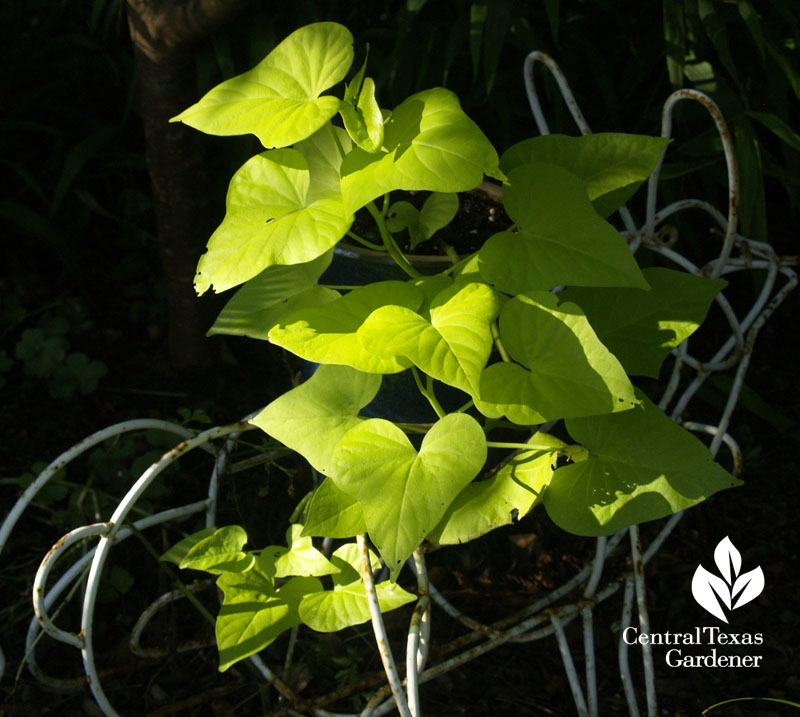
160,526,218,566
328,543,381,587
476,292,639,425
262,524,338,578
417,193,459,248
295,123,354,200
358,282,499,395
194,148,352,295
500,135,671,218
544,391,742,536
340,88,500,213
208,252,338,340
216,575,323,671
560,268,727,377
269,281,422,373
340,77,385,153
302,478,368,538
429,433,565,544
478,164,649,294
329,414,486,578
299,577,415,632
385,201,422,242
252,364,381,474
171,23,353,148
180,526,255,574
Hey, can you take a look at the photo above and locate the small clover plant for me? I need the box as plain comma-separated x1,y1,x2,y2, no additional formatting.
166,22,739,672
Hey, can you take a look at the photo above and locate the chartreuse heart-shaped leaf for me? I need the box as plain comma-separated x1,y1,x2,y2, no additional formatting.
477,292,639,424
429,432,566,544
269,281,422,373
500,134,671,218
299,544,416,632
171,23,353,148
194,148,352,295
329,414,486,579
257,525,338,578
478,163,649,294
544,391,742,536
216,574,322,671
252,364,380,474
302,478,367,538
340,77,384,153
559,268,727,378
160,526,217,566
208,252,338,340
340,88,500,213
328,543,381,586
179,525,254,574
357,282,500,395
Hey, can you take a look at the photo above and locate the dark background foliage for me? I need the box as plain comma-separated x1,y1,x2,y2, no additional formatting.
1,1,798,714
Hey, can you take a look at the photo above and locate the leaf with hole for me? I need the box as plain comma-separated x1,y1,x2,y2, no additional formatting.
194,148,352,295
429,433,565,544
543,391,741,535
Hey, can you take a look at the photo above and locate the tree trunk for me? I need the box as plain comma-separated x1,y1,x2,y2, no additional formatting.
126,0,246,369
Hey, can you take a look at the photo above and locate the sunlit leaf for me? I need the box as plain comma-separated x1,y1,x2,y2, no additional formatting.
358,282,499,395
478,164,649,294
194,148,352,295
543,391,741,536
171,23,353,148
329,414,486,579
208,252,338,339
560,268,727,377
180,525,254,574
429,432,564,544
252,364,381,474
340,88,500,213
500,134,670,217
477,292,639,424
302,478,367,538
269,281,422,373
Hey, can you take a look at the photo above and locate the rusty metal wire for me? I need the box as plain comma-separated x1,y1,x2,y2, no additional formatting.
523,50,797,717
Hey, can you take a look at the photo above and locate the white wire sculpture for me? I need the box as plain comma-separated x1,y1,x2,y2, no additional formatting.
1,52,796,717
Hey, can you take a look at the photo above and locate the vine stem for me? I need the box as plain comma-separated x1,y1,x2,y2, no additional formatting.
347,230,385,251
410,367,445,419
366,202,423,279
357,534,412,717
486,440,558,452
490,321,512,362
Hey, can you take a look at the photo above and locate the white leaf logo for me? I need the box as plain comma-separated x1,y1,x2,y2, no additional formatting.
691,536,764,622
